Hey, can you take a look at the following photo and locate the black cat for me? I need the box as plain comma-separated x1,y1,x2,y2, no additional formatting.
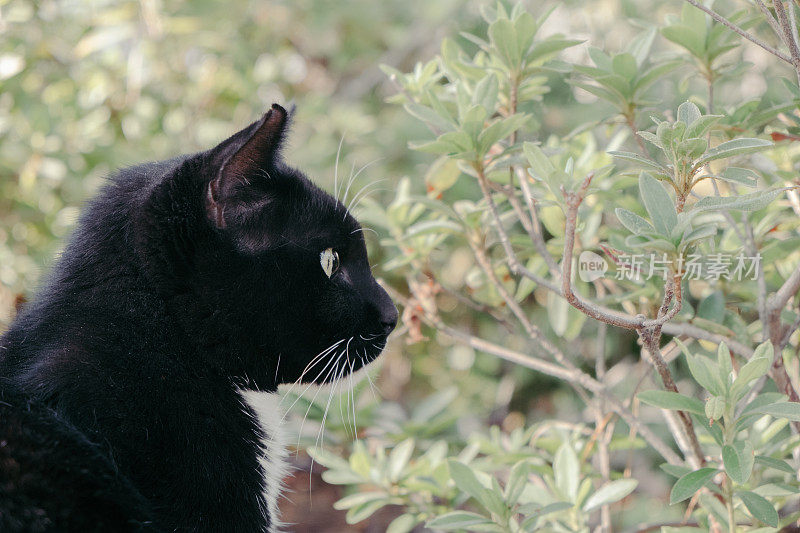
0,104,397,532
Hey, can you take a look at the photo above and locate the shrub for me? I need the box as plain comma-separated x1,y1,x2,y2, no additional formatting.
305,2,800,531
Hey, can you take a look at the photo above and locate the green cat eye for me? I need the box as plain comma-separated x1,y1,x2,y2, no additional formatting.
320,248,340,278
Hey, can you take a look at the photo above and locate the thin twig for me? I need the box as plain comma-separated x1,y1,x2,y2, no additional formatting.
766,263,800,412
774,0,800,84
514,166,562,277
768,264,800,317
754,0,788,42
385,281,684,466
640,328,705,467
683,0,792,63
436,321,684,465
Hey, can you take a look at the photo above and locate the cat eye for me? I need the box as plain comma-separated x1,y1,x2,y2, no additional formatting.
320,248,340,278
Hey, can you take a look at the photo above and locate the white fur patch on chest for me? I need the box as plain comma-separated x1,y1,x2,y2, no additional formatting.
239,390,289,533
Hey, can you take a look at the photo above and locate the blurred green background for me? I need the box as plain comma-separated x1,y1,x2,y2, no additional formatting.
1,0,792,530
5,0,781,296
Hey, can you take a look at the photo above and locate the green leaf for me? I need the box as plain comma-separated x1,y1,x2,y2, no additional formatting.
472,73,499,111
411,387,458,422
639,172,677,236
627,27,656,66
425,157,461,193
677,101,701,127
528,39,583,68
588,46,612,70
685,352,724,396
681,224,718,248
685,114,723,139
634,60,682,93
477,114,529,155
717,342,732,381
754,401,800,421
696,138,773,165
719,167,758,187
740,392,788,417
520,502,573,531
754,455,796,475
661,463,693,478
731,352,771,399
637,131,662,149
335,491,390,510
705,396,725,421
612,53,637,80
523,142,555,178
697,291,725,323
387,438,415,482
679,137,708,159
637,390,705,415
426,511,495,530
722,441,754,484
548,293,569,336
662,25,705,58
386,514,417,533
488,17,520,69
570,80,624,107
448,460,488,505
693,413,724,446
691,187,788,213
583,479,638,511
505,460,531,506
670,468,718,504
738,491,779,527
615,208,656,235
553,443,580,501
608,150,669,173
346,499,392,524
404,102,456,133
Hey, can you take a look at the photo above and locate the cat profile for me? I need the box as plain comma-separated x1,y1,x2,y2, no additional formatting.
0,103,397,532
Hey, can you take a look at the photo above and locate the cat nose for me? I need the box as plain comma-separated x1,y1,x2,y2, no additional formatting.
373,280,398,336
379,303,398,336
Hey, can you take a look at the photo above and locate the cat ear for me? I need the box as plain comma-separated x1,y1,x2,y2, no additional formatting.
206,104,289,229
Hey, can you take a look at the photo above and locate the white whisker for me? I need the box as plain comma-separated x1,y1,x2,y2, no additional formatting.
350,226,379,237
341,159,384,220
333,134,345,207
349,358,357,439
296,348,346,451
281,341,344,419
346,179,388,215
281,339,344,396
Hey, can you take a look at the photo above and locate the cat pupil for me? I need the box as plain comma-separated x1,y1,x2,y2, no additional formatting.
320,248,339,278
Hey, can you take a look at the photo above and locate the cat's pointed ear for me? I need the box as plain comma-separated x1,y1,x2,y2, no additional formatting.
206,104,290,229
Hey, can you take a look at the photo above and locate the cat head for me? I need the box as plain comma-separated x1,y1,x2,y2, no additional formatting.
142,104,397,390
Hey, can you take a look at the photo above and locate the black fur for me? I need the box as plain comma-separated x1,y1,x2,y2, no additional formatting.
0,104,397,531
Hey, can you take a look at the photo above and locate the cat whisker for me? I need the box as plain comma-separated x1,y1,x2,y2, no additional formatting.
307,353,345,494
343,342,355,438
346,178,387,215
285,338,344,386
296,347,346,451
350,226,379,237
348,358,357,439
341,158,384,220
280,341,345,419
333,133,345,207
312,352,348,460
341,161,357,211
361,351,381,402
279,340,344,409
348,188,390,217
